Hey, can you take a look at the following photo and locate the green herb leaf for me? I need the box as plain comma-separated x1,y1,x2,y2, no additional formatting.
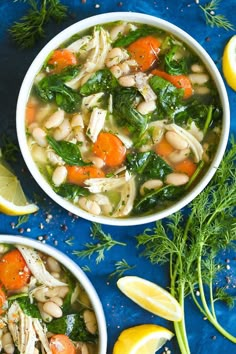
113,24,162,47
109,259,136,279
113,87,147,133
73,223,126,264
47,314,97,342
9,0,68,48
199,0,234,30
80,69,118,96
47,136,90,166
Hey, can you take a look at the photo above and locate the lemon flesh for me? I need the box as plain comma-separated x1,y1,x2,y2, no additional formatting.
113,324,174,354
0,163,38,216
222,35,236,91
117,276,183,322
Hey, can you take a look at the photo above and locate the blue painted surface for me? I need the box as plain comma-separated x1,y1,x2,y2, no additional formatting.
0,1,236,353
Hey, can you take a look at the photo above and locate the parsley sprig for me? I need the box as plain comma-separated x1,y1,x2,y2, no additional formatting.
10,0,68,48
199,0,234,30
137,138,236,353
73,223,126,264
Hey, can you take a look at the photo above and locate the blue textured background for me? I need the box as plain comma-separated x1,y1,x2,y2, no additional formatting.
0,1,236,353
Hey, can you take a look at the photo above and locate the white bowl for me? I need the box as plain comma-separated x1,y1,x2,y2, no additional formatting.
16,12,230,226
0,235,107,354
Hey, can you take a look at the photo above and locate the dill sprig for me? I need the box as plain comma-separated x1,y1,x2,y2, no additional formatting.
199,0,234,30
137,138,236,353
15,214,29,227
73,223,126,264
10,0,68,48
0,136,18,162
109,259,136,279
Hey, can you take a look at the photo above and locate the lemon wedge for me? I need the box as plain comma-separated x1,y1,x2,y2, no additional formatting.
117,276,183,322
222,35,236,91
113,324,174,354
0,162,38,215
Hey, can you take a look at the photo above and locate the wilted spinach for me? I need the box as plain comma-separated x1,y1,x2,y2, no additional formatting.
113,24,163,47
35,66,82,113
80,69,118,95
53,183,89,199
47,136,90,166
126,151,173,179
113,87,147,133
149,75,184,118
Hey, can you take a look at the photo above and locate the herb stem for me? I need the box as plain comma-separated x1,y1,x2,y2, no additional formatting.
203,105,213,136
197,253,236,343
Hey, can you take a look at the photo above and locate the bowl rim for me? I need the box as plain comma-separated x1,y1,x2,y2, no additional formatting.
16,11,230,226
0,234,107,354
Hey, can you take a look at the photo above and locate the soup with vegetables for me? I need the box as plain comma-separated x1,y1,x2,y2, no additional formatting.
26,21,222,218
0,244,98,353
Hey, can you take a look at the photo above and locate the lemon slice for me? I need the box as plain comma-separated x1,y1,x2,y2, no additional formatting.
0,162,38,215
113,324,174,354
117,276,183,322
222,35,236,90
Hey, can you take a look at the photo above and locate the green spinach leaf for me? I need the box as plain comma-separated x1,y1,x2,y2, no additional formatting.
164,45,187,75
16,298,41,319
113,25,162,47
47,313,97,342
47,136,90,166
35,66,82,113
113,87,147,133
149,75,184,118
54,183,89,200
133,185,184,215
80,69,118,95
127,151,172,179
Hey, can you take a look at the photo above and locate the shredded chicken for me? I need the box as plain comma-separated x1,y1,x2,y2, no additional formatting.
134,72,157,102
86,107,107,143
165,123,204,162
84,171,132,193
112,176,136,217
17,246,67,287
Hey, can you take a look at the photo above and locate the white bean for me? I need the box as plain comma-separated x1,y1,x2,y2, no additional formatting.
118,75,135,87
137,100,156,115
43,301,63,318
74,127,86,143
28,122,39,133
110,65,122,78
46,288,60,297
50,296,63,307
165,173,189,186
32,127,47,147
38,303,53,322
52,166,68,186
119,61,130,74
165,131,188,150
194,86,210,95
168,148,190,164
53,118,71,141
45,110,64,129
36,104,54,123
89,156,105,169
57,286,69,298
189,73,209,85
47,150,64,166
140,179,163,196
78,197,101,215
79,290,91,307
2,333,14,354
34,288,49,302
191,63,204,73
71,113,84,128
76,343,89,354
51,272,60,279
83,310,97,334
31,145,47,164
47,256,61,273
105,48,123,68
